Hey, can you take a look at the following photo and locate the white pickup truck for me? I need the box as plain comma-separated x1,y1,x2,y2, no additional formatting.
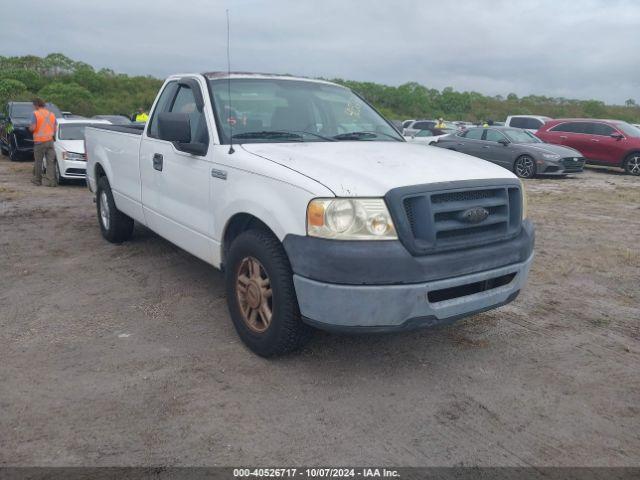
85,72,535,357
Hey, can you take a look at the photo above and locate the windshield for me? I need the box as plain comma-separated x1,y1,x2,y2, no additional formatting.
209,78,402,143
615,122,640,137
503,128,542,143
58,123,94,141
11,103,61,119
10,104,34,119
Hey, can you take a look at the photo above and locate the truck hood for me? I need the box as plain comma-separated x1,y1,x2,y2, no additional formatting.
241,141,515,196
55,139,85,154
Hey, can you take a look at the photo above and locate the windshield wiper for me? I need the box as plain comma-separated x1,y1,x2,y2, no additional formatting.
286,130,337,141
333,131,402,141
231,130,304,141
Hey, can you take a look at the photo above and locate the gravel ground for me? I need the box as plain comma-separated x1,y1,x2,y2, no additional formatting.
0,154,638,467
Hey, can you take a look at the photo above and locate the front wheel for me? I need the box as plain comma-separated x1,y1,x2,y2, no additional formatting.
96,176,134,243
514,155,536,178
624,153,640,176
225,229,313,357
8,136,19,162
55,160,65,185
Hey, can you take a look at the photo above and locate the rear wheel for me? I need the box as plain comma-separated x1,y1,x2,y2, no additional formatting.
96,176,134,243
225,228,313,357
514,155,536,178
624,153,640,176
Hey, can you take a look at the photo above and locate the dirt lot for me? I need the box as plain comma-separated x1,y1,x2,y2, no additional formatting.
0,154,638,467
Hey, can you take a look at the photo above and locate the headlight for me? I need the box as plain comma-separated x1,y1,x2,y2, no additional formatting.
520,180,528,219
307,198,397,240
542,153,560,160
62,151,86,161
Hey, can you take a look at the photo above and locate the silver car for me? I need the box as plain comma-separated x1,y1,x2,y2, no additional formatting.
435,126,585,178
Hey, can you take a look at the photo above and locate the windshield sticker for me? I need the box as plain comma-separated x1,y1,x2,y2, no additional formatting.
344,100,361,118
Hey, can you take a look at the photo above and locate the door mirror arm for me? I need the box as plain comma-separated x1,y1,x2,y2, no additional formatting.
498,139,510,146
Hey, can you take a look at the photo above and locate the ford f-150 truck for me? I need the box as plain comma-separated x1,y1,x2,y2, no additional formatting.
85,72,535,357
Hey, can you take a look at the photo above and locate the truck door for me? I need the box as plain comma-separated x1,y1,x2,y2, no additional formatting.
587,122,626,165
482,129,512,168
139,78,216,264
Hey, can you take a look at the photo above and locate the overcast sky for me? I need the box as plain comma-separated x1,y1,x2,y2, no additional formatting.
2,0,639,104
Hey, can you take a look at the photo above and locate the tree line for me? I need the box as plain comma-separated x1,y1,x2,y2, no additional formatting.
1,53,638,123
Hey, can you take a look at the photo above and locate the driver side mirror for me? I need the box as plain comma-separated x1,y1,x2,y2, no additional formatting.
158,112,207,156
498,138,510,146
158,112,191,143
610,133,624,140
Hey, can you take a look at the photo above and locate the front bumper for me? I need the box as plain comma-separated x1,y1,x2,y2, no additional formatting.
285,220,535,332
11,130,34,153
539,156,585,175
294,254,532,332
59,159,87,179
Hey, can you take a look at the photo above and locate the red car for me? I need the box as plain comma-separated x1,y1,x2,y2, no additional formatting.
536,119,640,175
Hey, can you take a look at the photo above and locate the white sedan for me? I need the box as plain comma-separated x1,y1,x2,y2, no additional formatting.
403,127,456,145
53,119,110,182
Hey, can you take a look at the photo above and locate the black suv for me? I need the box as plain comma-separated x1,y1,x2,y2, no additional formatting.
0,101,62,161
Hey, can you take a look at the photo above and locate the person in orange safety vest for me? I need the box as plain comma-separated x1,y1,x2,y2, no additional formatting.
29,98,57,186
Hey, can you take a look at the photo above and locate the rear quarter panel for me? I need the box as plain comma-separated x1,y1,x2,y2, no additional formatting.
85,127,145,223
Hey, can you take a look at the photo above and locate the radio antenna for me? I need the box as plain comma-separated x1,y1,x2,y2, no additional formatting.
226,9,235,154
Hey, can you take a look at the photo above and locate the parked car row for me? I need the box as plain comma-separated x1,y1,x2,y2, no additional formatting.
0,101,138,181
435,126,585,178
405,114,640,177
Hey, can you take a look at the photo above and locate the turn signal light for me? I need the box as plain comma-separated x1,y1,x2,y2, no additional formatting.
307,201,325,227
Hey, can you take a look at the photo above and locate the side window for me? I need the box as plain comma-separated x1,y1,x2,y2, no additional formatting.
524,118,543,130
147,81,178,138
170,85,209,145
402,120,413,128
550,122,583,133
463,128,483,140
415,129,434,137
591,123,615,136
413,121,434,130
510,117,526,128
485,129,506,142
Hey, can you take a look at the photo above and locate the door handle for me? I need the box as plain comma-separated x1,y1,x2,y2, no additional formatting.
559,136,568,139
483,145,491,148
590,139,599,142
457,142,464,146
211,168,227,180
152,153,163,171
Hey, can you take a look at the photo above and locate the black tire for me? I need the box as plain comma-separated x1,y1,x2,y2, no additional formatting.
55,160,65,185
623,153,640,176
225,228,313,357
96,176,134,243
8,136,19,162
514,155,537,178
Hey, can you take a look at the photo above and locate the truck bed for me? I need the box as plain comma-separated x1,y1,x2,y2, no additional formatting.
88,123,145,135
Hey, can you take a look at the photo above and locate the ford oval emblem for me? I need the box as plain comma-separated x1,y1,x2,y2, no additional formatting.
460,207,489,224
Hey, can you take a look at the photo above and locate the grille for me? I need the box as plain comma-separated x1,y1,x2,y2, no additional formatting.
561,157,584,172
65,168,86,176
428,272,516,303
401,184,522,253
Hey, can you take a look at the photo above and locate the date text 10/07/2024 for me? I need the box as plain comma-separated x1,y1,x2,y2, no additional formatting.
233,468,400,478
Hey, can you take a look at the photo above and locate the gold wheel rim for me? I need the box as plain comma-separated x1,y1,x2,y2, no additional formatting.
236,256,273,333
